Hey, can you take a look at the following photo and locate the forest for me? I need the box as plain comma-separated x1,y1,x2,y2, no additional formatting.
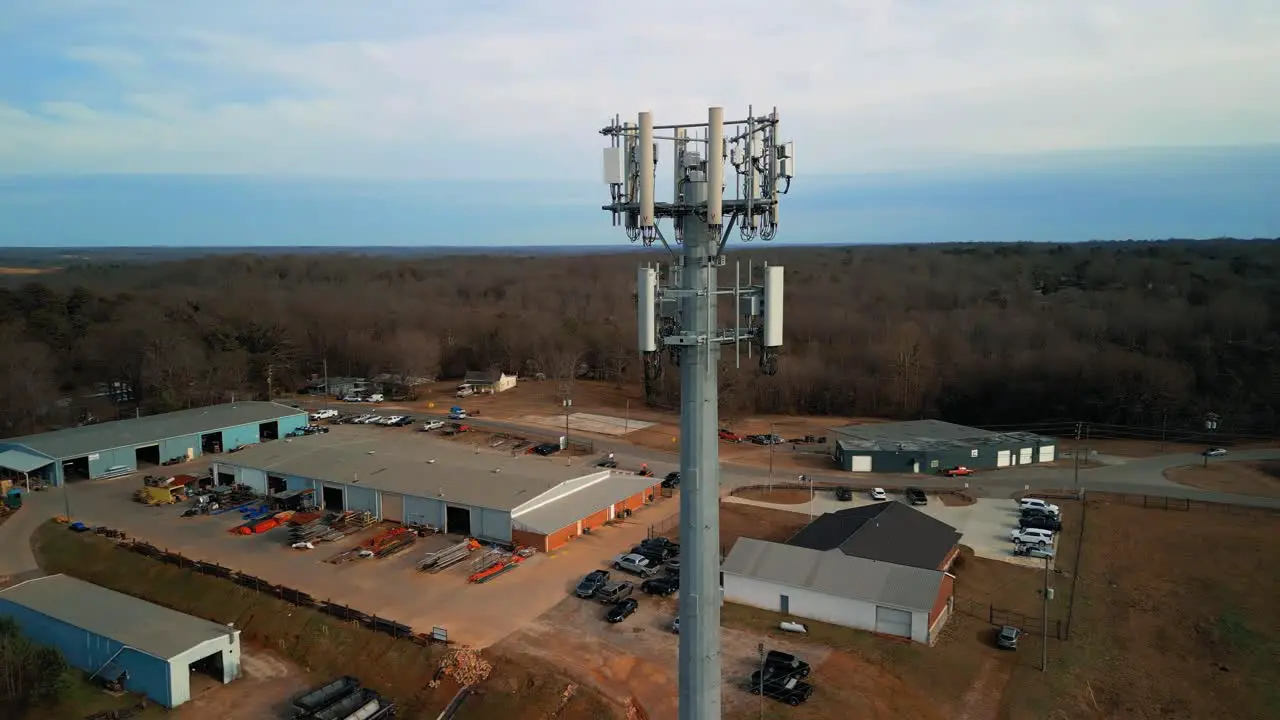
0,239,1277,437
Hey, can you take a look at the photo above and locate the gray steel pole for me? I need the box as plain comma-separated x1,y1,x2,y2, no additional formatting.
1041,555,1049,672
677,193,722,720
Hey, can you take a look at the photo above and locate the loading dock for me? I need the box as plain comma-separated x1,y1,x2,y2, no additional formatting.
63,456,91,482
258,421,279,442
380,493,405,523
135,444,161,469
201,432,223,454
216,471,235,486
446,506,471,535
267,475,286,494
322,485,345,511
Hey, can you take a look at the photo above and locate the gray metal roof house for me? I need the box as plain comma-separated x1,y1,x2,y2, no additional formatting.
720,505,961,645
0,401,308,485
0,574,241,707
828,419,1057,474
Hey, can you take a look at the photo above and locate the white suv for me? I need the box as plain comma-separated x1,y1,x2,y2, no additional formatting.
1019,498,1061,516
422,420,445,432
1010,528,1055,546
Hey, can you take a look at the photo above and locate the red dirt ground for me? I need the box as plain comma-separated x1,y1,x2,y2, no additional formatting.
1165,460,1280,499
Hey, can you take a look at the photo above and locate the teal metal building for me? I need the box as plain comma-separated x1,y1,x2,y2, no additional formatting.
0,401,307,486
0,574,241,708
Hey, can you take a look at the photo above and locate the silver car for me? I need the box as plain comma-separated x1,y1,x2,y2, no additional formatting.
613,553,660,578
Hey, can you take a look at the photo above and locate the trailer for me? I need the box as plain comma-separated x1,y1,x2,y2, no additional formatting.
293,676,361,716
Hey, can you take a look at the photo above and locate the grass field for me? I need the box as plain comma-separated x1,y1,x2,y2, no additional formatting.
31,522,625,719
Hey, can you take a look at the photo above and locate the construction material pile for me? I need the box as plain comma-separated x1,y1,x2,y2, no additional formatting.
288,512,330,546
364,527,417,558
467,547,525,584
418,538,479,572
321,511,375,542
430,650,492,688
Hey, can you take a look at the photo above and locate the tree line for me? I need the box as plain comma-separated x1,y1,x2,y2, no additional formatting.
1,239,1278,437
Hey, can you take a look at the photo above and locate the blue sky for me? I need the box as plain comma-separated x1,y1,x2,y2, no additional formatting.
1,2,1277,246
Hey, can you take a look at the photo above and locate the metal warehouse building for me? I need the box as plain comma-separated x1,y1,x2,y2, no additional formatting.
828,419,1056,474
214,434,661,551
0,574,241,708
0,402,307,486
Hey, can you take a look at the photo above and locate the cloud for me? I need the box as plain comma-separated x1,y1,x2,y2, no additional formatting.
0,1,1277,179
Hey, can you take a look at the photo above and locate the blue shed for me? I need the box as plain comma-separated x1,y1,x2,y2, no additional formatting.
0,574,242,707
0,401,308,486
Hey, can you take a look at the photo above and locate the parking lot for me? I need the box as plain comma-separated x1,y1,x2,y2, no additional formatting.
725,489,1060,569
60,466,675,648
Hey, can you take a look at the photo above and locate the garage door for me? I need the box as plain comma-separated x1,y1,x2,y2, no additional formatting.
850,455,872,472
874,606,912,638
1037,445,1055,463
381,492,405,523
997,450,1011,468
1019,447,1033,464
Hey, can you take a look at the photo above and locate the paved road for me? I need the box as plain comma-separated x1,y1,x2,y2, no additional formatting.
291,400,1280,508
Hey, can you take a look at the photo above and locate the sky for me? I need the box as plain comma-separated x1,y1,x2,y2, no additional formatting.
1,1,1278,246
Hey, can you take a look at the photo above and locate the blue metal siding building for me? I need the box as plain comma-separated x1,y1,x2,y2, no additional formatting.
0,402,308,486
0,575,241,708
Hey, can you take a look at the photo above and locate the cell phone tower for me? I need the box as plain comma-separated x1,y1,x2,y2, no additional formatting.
600,107,793,720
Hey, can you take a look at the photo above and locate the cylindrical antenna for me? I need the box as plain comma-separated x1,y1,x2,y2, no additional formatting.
706,106,724,228
637,266,658,353
638,112,656,233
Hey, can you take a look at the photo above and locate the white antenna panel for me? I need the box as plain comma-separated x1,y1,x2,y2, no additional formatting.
637,266,658,352
603,147,625,185
706,107,724,227
762,265,784,347
638,112,655,229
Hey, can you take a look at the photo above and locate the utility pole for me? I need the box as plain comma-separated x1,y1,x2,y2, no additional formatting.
601,106,792,720
1041,554,1051,672
1160,410,1167,453
768,422,776,479
563,398,573,465
1072,421,1082,497
323,359,330,410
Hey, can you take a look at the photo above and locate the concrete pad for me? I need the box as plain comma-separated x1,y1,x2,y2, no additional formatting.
519,413,656,436
57,472,680,648
725,491,1053,569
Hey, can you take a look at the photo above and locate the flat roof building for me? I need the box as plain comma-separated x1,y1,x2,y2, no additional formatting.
0,402,308,485
0,574,241,707
828,419,1056,474
215,432,661,551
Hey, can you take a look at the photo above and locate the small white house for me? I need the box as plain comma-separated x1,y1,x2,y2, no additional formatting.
461,370,517,394
720,537,954,645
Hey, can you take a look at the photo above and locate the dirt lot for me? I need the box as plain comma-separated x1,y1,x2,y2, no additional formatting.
1165,460,1280,498
733,487,813,505
32,523,626,719
655,502,812,553
1007,497,1280,719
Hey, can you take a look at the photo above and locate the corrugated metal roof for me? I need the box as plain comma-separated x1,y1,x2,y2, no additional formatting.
220,433,598,511
0,575,236,660
828,419,1048,452
786,503,962,570
2,402,307,460
510,474,659,534
0,449,53,473
721,537,944,613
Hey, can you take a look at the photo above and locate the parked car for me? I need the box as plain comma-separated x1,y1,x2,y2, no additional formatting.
310,409,338,420
596,458,619,468
670,617,680,633
1203,447,1227,457
1019,514,1063,532
763,650,811,679
421,420,445,431
1010,528,1055,546
341,395,364,402
942,466,974,477
612,553,661,578
1020,506,1056,520
749,671,814,706
870,487,887,501
605,598,639,623
641,537,680,555
575,569,610,598
1018,498,1061,516
996,625,1022,650
530,443,559,456
662,471,681,488
448,411,468,420
366,393,385,403
718,429,744,442
392,416,415,427
1014,543,1056,559
834,486,853,502
595,580,635,604
634,541,676,560
629,546,667,565
379,415,405,425
641,576,679,596
905,487,928,505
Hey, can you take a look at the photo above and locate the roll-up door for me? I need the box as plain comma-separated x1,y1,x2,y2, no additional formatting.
381,492,405,523
851,455,873,472
1037,445,1055,462
1019,448,1033,464
874,606,912,637
997,450,1011,467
